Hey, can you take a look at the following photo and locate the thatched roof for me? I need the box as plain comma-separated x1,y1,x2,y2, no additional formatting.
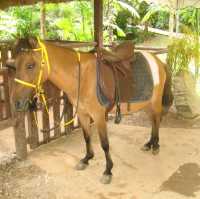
0,0,73,10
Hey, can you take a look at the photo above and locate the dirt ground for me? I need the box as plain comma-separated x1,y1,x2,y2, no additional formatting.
1,110,200,199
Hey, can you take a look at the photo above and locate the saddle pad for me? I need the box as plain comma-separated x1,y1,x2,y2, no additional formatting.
96,61,115,108
96,52,154,108
128,52,153,103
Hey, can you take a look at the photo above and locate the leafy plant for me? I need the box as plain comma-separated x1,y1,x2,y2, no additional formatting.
167,36,192,76
103,0,140,43
11,6,40,38
167,27,200,78
52,1,93,41
141,3,170,30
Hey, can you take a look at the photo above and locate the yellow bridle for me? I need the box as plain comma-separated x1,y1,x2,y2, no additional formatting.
14,38,50,113
14,37,80,128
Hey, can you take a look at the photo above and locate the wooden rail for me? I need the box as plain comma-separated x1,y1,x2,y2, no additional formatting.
46,40,97,48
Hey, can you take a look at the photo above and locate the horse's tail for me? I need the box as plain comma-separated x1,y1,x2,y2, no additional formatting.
162,64,174,115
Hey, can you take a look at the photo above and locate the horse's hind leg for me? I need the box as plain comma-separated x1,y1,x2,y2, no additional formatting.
94,113,113,184
142,113,161,155
76,112,94,170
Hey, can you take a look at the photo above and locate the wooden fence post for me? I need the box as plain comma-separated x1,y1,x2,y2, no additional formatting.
42,107,50,143
3,70,11,119
27,111,39,149
0,45,8,68
14,112,27,160
53,87,61,138
42,82,50,143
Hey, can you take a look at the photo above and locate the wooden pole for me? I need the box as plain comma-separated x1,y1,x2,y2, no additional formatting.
169,10,175,36
40,1,46,39
14,112,27,160
42,82,50,143
53,88,61,138
94,0,103,48
3,69,11,119
27,111,39,149
175,0,180,34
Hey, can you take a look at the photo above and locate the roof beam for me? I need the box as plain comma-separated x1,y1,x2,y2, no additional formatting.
0,0,73,10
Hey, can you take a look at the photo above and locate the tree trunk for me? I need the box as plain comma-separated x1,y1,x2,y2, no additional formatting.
40,1,46,39
169,10,175,35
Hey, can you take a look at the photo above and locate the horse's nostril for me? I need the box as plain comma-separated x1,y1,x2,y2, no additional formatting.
15,101,21,109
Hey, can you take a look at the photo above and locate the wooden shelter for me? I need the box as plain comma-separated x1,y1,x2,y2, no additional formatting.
0,0,170,160
0,0,103,160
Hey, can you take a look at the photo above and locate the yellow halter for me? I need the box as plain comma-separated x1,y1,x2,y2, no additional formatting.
14,38,80,129
14,37,50,113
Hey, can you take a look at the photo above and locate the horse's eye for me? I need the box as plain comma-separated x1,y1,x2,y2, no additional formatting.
27,63,35,69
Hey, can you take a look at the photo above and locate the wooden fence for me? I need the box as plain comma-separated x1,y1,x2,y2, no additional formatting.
13,81,75,159
0,69,11,120
0,42,12,122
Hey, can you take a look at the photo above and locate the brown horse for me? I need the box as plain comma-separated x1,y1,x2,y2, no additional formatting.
8,38,173,184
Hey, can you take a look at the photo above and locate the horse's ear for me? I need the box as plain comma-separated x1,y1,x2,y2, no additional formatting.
6,59,16,71
28,37,38,49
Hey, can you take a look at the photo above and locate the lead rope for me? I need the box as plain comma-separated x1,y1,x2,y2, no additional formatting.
40,52,81,132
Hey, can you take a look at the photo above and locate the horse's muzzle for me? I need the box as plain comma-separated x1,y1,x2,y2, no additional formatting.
15,99,30,112
15,97,38,112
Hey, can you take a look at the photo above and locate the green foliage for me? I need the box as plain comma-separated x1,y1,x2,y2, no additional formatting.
167,28,200,77
11,6,40,37
0,10,16,40
138,1,149,18
0,1,93,41
116,10,132,31
47,2,93,41
168,8,200,78
142,4,169,30
103,0,140,43
0,6,40,40
167,37,192,76
180,7,200,32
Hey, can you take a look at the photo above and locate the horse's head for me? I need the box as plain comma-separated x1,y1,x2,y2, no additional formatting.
9,37,48,111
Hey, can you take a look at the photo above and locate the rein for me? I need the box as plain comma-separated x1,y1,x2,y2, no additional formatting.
14,38,81,132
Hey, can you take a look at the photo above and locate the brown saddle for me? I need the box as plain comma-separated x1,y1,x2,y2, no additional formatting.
101,41,134,62
97,41,135,110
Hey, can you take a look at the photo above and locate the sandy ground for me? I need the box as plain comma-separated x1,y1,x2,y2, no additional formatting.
1,116,200,199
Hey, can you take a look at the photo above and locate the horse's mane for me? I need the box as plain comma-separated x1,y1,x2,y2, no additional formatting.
14,37,38,56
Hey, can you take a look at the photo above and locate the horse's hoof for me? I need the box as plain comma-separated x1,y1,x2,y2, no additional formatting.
100,174,112,184
152,147,160,155
75,161,88,170
141,144,151,151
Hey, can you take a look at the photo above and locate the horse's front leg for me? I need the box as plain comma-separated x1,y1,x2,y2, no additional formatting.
76,112,94,170
94,113,113,184
142,113,161,155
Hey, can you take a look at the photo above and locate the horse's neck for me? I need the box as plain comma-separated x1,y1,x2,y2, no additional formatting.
46,43,79,102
